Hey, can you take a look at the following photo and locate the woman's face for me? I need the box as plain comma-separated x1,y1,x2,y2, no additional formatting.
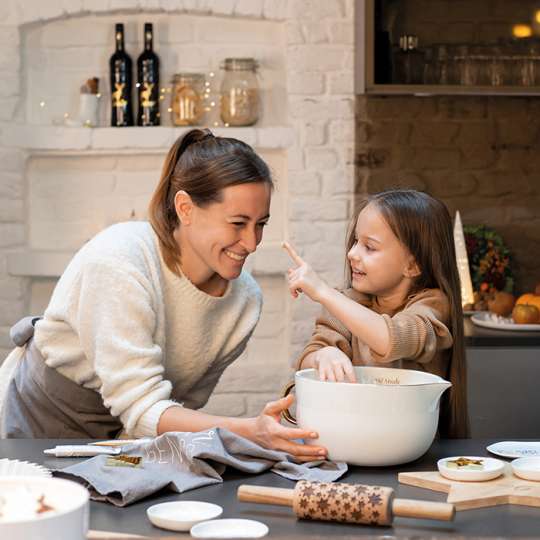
179,182,271,283
347,203,417,297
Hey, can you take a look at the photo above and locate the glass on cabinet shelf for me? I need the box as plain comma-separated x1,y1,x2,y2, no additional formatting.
364,0,540,96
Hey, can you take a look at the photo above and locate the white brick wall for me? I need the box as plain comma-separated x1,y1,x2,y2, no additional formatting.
0,0,356,418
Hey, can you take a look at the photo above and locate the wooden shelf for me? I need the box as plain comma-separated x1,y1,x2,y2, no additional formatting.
366,84,540,96
362,0,540,97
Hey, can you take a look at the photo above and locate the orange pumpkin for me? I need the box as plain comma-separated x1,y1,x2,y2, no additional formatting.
516,293,540,313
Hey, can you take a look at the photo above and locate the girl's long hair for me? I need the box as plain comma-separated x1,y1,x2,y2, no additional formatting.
149,128,273,274
346,189,470,438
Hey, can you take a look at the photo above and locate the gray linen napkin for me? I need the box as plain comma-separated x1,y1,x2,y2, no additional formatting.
53,428,347,506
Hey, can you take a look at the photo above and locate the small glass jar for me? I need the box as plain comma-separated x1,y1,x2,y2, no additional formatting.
171,73,205,126
220,58,260,126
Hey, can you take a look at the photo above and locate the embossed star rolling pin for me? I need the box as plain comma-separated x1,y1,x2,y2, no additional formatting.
238,480,455,525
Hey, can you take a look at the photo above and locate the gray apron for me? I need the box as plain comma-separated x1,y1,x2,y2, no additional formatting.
2,317,122,439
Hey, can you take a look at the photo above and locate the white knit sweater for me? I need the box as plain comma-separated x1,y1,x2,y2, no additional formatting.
30,222,262,438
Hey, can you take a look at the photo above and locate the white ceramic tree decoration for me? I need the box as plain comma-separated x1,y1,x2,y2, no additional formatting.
453,211,475,308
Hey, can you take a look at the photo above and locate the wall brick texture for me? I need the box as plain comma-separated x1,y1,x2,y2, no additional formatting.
0,0,355,417
356,94,540,293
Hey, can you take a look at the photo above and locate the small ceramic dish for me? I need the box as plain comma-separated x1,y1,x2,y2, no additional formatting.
190,518,269,539
437,456,505,481
146,501,222,532
511,457,540,481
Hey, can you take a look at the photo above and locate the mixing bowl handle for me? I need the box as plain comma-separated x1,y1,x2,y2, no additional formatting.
280,381,297,425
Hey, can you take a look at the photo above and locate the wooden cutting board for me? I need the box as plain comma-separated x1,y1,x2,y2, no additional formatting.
399,464,540,511
87,532,178,540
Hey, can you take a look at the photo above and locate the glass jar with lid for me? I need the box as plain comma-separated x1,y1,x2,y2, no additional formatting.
171,73,206,126
220,58,260,126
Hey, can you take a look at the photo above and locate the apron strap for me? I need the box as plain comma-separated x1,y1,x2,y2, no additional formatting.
10,316,42,347
3,317,123,439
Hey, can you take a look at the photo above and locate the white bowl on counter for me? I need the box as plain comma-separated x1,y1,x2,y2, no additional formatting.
511,457,540,481
283,366,451,466
147,500,223,531
0,477,89,540
438,456,505,481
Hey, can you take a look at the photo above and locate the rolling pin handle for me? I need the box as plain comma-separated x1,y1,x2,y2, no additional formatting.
237,485,295,507
392,498,455,521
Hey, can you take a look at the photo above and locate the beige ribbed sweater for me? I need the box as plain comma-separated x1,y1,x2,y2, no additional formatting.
296,288,453,379
1,222,262,439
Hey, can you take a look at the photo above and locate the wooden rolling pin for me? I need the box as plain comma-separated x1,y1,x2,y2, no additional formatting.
238,480,455,526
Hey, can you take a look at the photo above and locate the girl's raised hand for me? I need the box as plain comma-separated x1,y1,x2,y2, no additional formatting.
282,241,329,302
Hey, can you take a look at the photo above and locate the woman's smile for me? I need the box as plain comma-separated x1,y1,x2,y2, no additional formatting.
224,249,247,262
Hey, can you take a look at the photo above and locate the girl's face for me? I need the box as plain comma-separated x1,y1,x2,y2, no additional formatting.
177,182,271,283
347,203,418,298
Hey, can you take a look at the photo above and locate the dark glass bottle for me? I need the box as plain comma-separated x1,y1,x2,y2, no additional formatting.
137,23,160,126
109,23,133,127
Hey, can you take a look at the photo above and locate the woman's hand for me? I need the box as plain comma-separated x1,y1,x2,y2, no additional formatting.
282,241,329,303
308,346,357,383
249,394,327,462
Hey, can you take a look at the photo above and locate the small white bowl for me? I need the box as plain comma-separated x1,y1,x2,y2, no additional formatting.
146,501,223,532
437,456,505,482
190,518,269,539
511,457,540,481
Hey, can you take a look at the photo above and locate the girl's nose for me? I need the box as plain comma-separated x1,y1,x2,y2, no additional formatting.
347,244,360,261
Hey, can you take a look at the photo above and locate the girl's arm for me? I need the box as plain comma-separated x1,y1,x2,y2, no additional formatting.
157,395,327,462
317,286,390,357
283,242,390,356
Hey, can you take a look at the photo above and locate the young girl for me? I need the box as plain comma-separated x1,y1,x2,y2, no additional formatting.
283,189,469,439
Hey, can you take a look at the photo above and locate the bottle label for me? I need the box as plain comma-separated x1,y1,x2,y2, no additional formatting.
140,82,156,108
112,82,128,108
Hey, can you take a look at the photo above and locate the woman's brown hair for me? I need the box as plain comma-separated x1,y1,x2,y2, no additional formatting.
345,189,470,438
149,129,273,273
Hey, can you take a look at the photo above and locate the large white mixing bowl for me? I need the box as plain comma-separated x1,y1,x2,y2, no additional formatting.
283,366,451,466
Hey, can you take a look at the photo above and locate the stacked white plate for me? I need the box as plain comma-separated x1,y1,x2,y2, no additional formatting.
0,458,51,478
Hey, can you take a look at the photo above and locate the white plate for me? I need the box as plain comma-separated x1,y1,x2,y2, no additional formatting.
437,456,504,481
0,459,51,478
511,457,540,481
463,310,485,317
190,519,269,539
471,312,540,331
487,441,540,459
147,501,222,532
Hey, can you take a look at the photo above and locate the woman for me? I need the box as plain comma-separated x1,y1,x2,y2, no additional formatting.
0,129,326,461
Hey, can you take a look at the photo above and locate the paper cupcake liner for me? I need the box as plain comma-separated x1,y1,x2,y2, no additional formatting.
0,458,51,478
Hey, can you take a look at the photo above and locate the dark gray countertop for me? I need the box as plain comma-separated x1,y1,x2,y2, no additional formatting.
464,317,540,347
2,438,540,538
